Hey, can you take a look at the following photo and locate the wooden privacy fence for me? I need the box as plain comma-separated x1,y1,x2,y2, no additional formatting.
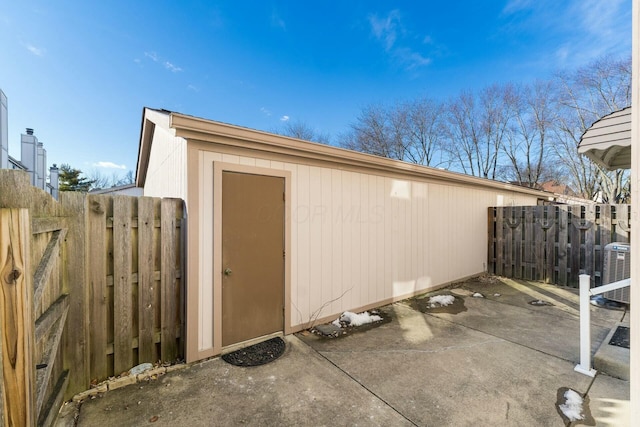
0,170,184,426
488,204,630,287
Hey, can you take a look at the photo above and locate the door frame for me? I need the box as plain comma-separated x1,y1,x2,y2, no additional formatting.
212,162,292,354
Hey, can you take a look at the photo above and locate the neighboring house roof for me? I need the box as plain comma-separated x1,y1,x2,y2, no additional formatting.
135,107,559,201
89,183,143,196
538,180,577,197
578,106,631,170
8,154,27,170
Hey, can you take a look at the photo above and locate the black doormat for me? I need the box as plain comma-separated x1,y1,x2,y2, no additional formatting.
609,326,630,349
221,337,286,367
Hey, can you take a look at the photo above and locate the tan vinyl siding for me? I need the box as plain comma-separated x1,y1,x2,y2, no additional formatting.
142,111,187,200
196,150,538,337
141,110,562,362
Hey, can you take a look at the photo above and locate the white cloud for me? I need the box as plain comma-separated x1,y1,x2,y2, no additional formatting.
555,44,570,63
93,161,127,170
26,43,44,56
499,0,630,65
187,84,199,92
502,0,533,15
369,10,401,51
164,61,182,72
280,115,290,122
143,51,183,73
271,10,286,30
368,10,432,71
395,48,432,69
144,51,158,62
260,107,272,117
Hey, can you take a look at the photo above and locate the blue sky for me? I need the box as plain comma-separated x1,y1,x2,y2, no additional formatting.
0,1,631,177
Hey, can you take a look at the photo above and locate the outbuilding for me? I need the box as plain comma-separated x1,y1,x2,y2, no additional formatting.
136,107,558,362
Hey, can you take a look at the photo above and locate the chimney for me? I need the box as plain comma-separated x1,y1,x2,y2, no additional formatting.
49,164,59,200
37,142,46,189
21,127,38,185
0,89,7,169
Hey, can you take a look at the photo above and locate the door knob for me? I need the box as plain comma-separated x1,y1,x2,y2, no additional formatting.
224,268,232,276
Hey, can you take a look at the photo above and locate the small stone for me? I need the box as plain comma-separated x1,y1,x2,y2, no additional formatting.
108,375,137,390
137,367,166,381
129,362,153,376
166,364,185,373
314,323,342,336
450,288,474,297
72,389,98,402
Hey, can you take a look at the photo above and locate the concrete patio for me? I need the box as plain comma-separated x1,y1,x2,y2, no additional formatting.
64,277,630,426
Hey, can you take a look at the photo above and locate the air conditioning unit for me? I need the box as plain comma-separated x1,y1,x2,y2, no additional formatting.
602,242,631,304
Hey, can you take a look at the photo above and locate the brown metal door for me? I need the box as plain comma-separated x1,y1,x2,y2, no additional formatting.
221,171,285,346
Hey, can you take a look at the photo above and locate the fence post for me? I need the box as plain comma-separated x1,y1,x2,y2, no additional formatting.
0,208,35,426
575,274,597,377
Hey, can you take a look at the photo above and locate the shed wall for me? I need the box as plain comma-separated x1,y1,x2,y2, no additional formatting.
194,149,539,352
143,117,187,200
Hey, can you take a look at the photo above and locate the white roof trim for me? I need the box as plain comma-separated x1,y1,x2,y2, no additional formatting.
578,107,631,170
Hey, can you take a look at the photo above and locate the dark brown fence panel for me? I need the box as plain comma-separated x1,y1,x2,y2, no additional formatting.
489,204,631,287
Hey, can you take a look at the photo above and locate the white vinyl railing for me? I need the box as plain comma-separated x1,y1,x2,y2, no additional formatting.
575,274,631,377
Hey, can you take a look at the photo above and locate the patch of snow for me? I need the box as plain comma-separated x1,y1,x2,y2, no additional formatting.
335,311,382,327
331,311,382,328
473,292,484,298
559,389,584,421
428,295,455,308
493,293,501,297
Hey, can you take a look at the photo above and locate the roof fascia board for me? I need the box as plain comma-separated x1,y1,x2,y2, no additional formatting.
170,112,556,200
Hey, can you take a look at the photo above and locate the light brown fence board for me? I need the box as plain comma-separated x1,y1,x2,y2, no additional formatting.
0,208,35,427
60,192,90,400
113,196,133,374
137,197,155,363
160,199,179,361
88,195,109,382
489,204,631,287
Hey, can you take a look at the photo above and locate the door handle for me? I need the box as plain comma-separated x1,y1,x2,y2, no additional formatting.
224,268,232,276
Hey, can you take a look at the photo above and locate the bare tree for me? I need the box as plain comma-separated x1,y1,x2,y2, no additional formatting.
444,84,516,179
552,55,631,200
277,120,330,144
88,169,136,191
404,97,447,166
342,103,405,159
500,80,557,187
